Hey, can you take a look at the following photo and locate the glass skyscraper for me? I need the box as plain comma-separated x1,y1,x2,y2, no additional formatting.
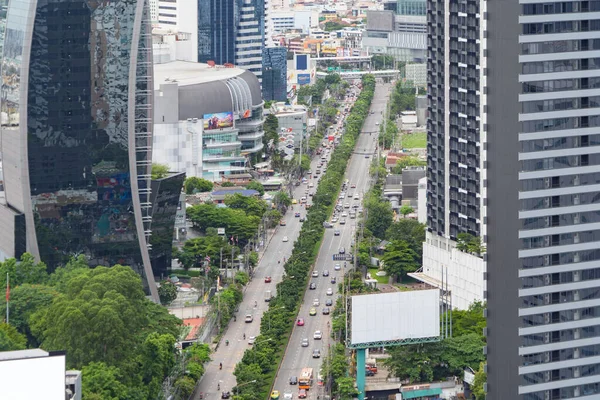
262,46,287,101
198,0,264,79
0,0,159,301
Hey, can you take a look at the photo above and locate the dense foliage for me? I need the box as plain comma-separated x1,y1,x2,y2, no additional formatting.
185,177,214,194
0,255,182,399
232,75,377,400
384,302,486,383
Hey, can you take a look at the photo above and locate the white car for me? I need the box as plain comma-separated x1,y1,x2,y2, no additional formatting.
284,391,294,400
313,298,320,306
326,288,333,296
341,212,348,217
354,194,360,200
312,271,319,277
313,330,323,340
248,336,256,345
334,264,341,271
283,236,289,242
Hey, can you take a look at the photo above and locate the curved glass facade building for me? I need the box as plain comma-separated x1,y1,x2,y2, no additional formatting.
0,0,159,301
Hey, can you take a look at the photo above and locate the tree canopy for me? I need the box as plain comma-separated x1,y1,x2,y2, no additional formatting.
151,163,170,180
184,177,214,194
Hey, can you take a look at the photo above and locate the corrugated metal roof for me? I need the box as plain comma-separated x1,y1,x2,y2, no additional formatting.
401,388,442,399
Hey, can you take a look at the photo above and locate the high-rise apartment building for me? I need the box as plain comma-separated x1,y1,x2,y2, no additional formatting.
198,0,265,80
427,0,600,396
0,0,159,301
156,0,198,61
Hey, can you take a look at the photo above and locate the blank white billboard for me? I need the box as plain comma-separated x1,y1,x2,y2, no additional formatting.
0,352,65,400
351,290,440,345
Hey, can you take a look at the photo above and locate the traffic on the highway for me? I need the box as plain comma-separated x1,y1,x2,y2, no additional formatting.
195,81,391,400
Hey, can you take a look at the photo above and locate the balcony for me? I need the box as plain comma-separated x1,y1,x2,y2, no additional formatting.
204,140,242,149
203,152,245,162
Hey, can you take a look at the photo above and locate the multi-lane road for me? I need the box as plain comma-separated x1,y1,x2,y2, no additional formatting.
271,82,392,399
194,81,391,400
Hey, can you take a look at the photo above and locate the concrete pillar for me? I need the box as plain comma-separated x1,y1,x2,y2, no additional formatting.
356,348,366,400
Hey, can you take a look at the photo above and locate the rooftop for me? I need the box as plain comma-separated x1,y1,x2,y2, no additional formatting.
0,349,49,361
154,61,247,90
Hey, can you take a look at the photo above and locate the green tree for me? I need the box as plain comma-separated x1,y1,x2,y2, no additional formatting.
364,195,394,239
336,376,358,400
31,265,179,369
391,156,426,174
0,253,48,291
174,376,196,398
158,280,178,305
185,177,213,194
399,205,414,218
0,284,57,345
151,163,170,179
263,114,279,151
264,209,283,228
273,191,292,208
385,219,426,256
81,362,131,400
139,333,177,396
381,240,420,281
385,342,444,383
456,233,486,255
452,301,487,338
471,362,487,400
323,21,346,31
442,333,486,374
178,235,235,270
246,181,266,196
224,193,268,218
0,323,27,351
221,181,235,187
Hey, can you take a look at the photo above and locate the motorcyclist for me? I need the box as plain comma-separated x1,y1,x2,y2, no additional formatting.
225,340,229,346
219,363,222,370
243,333,246,340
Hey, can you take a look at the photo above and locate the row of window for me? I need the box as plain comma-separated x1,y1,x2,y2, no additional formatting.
522,305,600,327
522,288,599,309
522,0,600,15
522,363,600,386
521,135,598,153
522,211,598,232
523,383,600,400
522,270,600,289
522,227,600,249
522,38,600,55
521,153,595,172
522,248,600,268
522,340,600,364
522,115,600,133
521,171,600,192
521,190,600,211
522,96,600,114
523,77,600,93
522,58,600,74
523,20,600,35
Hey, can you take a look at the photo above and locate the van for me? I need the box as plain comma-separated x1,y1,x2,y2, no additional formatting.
265,290,272,302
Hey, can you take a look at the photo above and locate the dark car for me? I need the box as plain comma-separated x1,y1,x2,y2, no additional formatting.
290,376,298,385
365,369,375,377
312,349,321,358
299,217,306,222
339,247,345,254
325,298,333,306
222,392,231,399
331,277,336,284
334,230,340,236
322,270,329,277
295,212,301,217
322,307,330,315
309,282,317,290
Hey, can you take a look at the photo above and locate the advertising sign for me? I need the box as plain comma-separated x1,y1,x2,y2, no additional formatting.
241,109,251,119
298,74,311,85
203,112,234,130
296,54,308,70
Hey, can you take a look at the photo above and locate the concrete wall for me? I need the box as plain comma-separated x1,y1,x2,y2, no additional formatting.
422,233,485,310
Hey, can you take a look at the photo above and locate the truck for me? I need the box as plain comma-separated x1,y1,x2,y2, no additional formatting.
299,368,314,390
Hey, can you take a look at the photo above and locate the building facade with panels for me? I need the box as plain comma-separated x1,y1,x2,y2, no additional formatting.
0,0,159,300
152,61,264,182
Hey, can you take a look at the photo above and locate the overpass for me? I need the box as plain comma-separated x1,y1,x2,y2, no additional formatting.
316,69,400,79
312,55,373,63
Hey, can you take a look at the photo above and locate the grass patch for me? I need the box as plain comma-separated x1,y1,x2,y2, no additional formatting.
367,268,388,284
401,131,427,148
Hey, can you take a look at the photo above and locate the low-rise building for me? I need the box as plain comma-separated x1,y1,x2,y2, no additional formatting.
153,61,265,182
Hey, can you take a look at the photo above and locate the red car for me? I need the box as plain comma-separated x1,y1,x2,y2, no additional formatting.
264,276,272,283
297,318,305,326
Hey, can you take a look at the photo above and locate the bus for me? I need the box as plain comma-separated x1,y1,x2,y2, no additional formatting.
298,368,314,390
